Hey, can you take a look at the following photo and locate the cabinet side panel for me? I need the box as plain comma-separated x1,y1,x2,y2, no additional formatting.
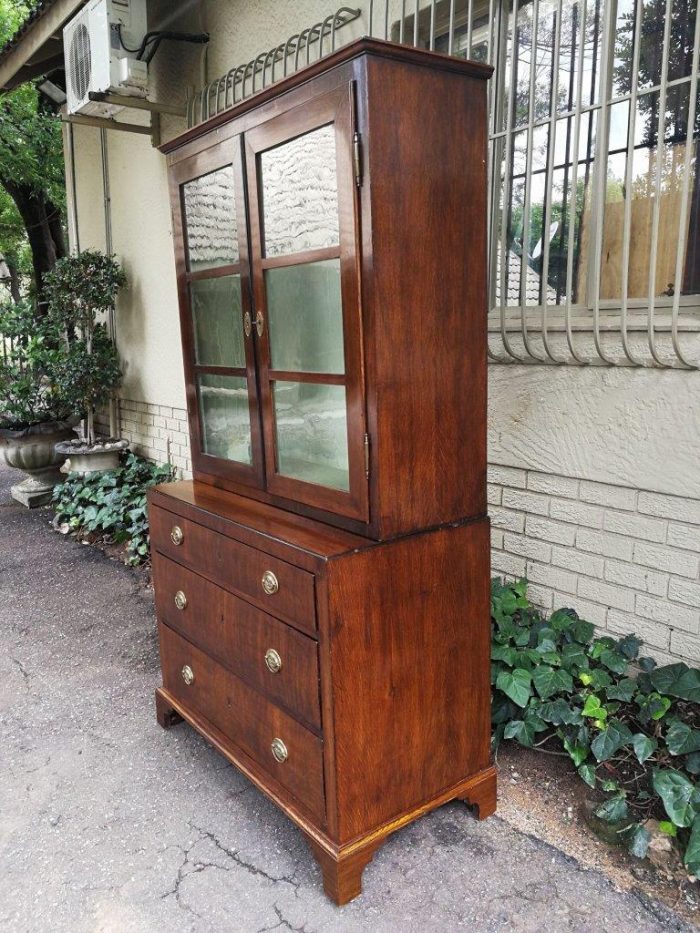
362,58,489,537
326,519,491,842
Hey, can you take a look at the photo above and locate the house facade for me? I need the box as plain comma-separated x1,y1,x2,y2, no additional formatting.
1,0,698,663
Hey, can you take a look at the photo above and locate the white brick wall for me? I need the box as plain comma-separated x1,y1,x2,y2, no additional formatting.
104,401,700,667
97,397,193,477
490,464,700,666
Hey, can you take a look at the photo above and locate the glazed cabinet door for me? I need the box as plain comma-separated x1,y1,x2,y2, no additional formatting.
245,85,369,521
170,138,265,488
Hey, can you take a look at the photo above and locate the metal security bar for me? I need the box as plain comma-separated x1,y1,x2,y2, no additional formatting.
187,7,361,126
187,0,700,368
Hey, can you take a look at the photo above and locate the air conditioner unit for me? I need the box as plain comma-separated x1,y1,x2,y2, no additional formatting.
64,0,148,117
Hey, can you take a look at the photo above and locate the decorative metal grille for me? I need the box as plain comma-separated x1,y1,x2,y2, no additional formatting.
188,0,700,368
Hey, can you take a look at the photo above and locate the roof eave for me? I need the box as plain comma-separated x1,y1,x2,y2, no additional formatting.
0,0,85,91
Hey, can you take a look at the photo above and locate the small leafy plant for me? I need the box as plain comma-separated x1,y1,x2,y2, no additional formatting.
491,578,700,877
52,453,174,564
0,299,72,429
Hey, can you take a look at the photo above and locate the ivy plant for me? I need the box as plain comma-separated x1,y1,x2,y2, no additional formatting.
491,577,700,877
52,453,174,565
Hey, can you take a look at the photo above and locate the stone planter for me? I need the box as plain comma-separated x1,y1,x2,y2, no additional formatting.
55,437,130,474
0,420,78,508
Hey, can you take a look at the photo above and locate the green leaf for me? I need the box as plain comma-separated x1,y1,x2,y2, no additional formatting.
617,634,641,660
632,733,657,764
638,692,672,721
563,736,589,767
578,763,596,788
658,821,677,837
606,678,637,702
496,668,532,708
590,719,634,762
560,643,589,671
582,694,608,721
595,795,629,823
503,718,535,747
652,769,698,828
685,752,700,775
666,721,700,756
572,619,595,644
684,816,700,878
491,644,519,666
650,663,700,703
624,824,651,859
532,665,574,700
549,609,576,632
538,698,583,726
599,648,629,675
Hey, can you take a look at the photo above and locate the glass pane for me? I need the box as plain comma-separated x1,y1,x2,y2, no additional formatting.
261,125,340,257
599,83,700,299
183,166,238,271
265,259,344,374
191,276,245,368
198,374,251,464
273,381,349,491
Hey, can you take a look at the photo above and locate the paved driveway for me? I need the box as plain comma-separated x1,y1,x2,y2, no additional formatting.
0,462,692,933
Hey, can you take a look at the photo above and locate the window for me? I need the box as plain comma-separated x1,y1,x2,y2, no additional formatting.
394,0,700,365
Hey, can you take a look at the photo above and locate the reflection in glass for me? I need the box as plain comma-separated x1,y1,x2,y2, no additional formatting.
265,260,344,373
183,166,238,271
261,125,339,257
598,84,699,299
198,374,251,463
273,382,349,490
191,276,245,368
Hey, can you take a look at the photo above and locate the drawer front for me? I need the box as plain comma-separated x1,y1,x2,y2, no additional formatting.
153,553,321,729
150,505,316,634
159,624,325,821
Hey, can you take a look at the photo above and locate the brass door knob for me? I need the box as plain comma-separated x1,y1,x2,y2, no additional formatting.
174,590,187,611
181,664,195,686
170,525,184,546
271,737,288,763
243,310,252,337
261,570,279,595
264,648,282,674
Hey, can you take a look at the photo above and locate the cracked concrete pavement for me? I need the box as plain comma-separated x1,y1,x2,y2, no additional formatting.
0,462,694,933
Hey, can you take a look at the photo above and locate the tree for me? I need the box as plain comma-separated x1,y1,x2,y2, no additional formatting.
0,1,67,307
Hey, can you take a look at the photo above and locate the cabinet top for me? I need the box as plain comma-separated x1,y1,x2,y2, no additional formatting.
161,36,493,155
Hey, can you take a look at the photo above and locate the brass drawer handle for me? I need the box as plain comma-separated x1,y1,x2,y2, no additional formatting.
174,590,187,611
271,737,288,763
181,664,195,686
261,570,279,595
170,525,184,546
264,648,282,674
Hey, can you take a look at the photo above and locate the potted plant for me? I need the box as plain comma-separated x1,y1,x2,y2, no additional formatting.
46,250,129,473
0,300,77,507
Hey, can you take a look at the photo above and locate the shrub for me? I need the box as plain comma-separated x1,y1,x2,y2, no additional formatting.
52,453,174,565
491,577,700,876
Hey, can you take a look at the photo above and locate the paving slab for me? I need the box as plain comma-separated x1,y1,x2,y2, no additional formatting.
0,462,693,933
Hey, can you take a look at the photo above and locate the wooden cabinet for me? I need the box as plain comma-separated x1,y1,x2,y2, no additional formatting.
150,37,496,905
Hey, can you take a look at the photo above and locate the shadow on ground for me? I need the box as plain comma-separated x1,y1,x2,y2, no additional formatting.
0,463,693,933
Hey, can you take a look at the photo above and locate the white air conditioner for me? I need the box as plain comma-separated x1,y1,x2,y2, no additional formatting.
64,0,148,116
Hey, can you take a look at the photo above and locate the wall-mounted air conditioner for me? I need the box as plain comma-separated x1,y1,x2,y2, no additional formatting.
64,0,148,117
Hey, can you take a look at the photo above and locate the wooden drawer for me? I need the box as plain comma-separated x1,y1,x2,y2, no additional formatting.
152,553,321,730
150,505,316,634
159,624,325,822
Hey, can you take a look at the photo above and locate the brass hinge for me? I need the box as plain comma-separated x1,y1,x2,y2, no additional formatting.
363,433,370,478
353,131,363,187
